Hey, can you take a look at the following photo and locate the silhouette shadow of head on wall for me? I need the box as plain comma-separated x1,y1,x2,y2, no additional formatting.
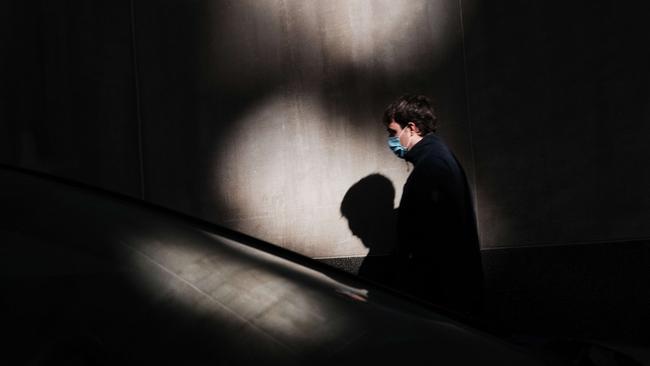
341,174,398,283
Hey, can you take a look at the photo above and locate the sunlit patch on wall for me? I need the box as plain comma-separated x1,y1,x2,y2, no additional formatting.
210,93,383,257
204,0,467,258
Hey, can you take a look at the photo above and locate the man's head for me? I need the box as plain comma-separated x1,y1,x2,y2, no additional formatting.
382,94,438,135
383,94,438,157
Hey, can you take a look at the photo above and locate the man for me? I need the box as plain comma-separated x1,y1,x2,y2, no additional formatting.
383,94,483,317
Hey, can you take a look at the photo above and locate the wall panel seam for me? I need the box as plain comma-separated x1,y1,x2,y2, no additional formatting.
458,0,481,243
129,0,146,200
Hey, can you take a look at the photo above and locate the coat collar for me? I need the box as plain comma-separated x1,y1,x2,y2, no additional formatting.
405,133,439,164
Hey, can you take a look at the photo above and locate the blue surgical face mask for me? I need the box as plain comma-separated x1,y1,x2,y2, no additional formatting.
388,134,407,159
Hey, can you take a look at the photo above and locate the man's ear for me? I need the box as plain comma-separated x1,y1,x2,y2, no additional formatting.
407,122,420,135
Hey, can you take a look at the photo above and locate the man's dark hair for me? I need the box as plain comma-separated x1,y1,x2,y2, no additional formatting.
382,94,438,135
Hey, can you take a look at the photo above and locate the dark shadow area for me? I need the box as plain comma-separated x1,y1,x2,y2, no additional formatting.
0,0,141,197
462,0,650,245
482,242,650,346
0,166,555,366
340,174,398,285
508,337,646,366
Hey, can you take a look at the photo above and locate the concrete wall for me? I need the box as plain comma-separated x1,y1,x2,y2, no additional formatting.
133,0,473,258
2,0,474,259
463,1,650,248
460,0,650,342
1,0,141,197
4,0,647,252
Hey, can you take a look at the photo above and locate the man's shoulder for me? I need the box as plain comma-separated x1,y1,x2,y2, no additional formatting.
416,155,453,176
417,134,453,157
407,134,462,175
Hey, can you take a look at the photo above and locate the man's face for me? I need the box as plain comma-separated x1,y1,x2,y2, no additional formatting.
387,120,410,148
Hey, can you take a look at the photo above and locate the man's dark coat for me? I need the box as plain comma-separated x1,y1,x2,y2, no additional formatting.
398,133,483,315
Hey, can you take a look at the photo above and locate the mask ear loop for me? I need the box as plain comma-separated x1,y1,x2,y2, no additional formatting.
404,123,414,172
